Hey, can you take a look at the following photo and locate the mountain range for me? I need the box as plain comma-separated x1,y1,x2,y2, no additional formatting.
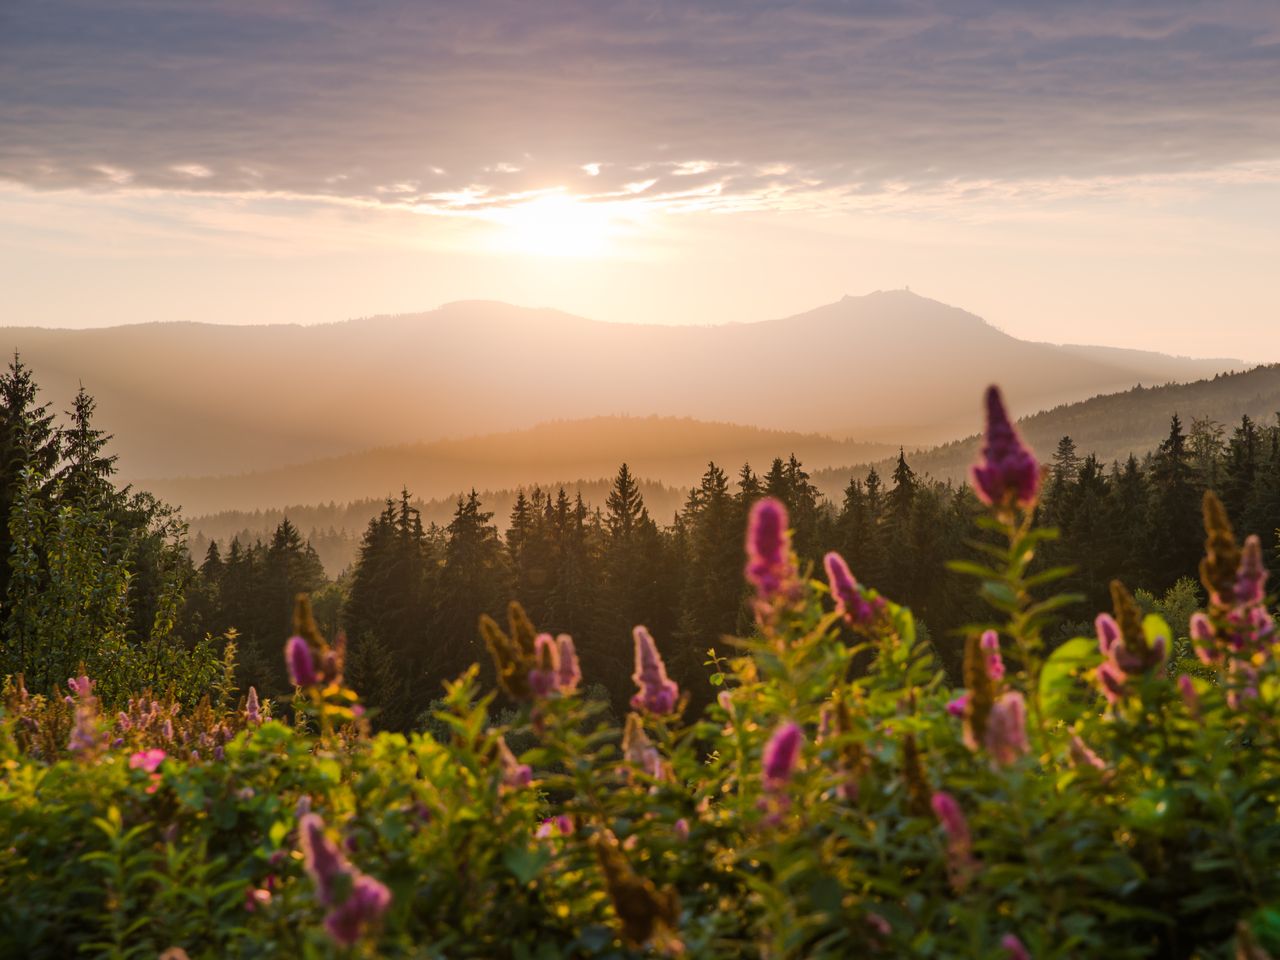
4,290,1243,482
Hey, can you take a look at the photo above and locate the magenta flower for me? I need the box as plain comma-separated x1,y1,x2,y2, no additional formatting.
1067,733,1107,772
1190,612,1217,665
129,748,167,773
762,720,804,789
555,633,581,693
824,551,879,625
971,385,1039,510
300,813,349,906
298,813,391,946
245,686,261,725
980,630,1005,683
324,874,391,946
630,626,679,715
1234,534,1269,605
1177,674,1201,721
498,737,533,790
285,635,317,688
984,692,1029,766
932,790,978,890
67,674,102,758
1001,934,1032,960
529,633,560,698
673,818,690,841
946,693,969,717
745,498,799,606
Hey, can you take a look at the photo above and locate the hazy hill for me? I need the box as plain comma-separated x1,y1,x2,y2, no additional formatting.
148,416,894,516
185,366,1280,576
4,291,1241,480
811,364,1280,497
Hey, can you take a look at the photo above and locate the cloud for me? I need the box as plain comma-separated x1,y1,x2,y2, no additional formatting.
2,0,1280,216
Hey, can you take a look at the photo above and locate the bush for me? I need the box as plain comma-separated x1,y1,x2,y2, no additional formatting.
2,387,1279,959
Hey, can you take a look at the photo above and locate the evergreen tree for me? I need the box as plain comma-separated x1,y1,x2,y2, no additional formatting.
1146,415,1203,590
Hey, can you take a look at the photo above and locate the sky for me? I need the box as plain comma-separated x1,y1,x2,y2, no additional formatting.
2,0,1279,361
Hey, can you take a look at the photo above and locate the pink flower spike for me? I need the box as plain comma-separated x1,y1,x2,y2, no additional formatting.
745,498,799,605
762,720,804,789
971,385,1039,510
630,626,679,715
555,634,581,693
946,693,969,717
285,635,317,688
984,692,1029,766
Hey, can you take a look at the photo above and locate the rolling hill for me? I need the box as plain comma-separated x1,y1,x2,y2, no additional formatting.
4,290,1243,481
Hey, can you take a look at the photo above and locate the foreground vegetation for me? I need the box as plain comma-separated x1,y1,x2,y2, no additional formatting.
2,385,1278,958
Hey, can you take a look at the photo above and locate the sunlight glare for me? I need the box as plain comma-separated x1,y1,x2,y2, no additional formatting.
487,192,624,258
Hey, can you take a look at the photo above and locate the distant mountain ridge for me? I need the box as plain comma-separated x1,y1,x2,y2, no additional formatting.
3,290,1243,480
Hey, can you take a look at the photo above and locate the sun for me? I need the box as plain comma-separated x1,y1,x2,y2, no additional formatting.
487,192,621,258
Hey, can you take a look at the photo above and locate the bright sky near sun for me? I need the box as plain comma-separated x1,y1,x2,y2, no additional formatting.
1,1,1279,362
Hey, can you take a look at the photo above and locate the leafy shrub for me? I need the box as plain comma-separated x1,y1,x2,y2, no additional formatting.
2,387,1279,959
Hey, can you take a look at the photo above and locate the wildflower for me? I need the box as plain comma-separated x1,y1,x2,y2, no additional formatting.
931,791,978,891
971,385,1039,510
673,818,689,841
980,630,1005,682
592,831,682,952
824,551,880,626
1067,733,1107,772
555,633,581,693
1190,612,1217,665
299,813,391,947
244,886,272,912
622,713,665,780
536,815,575,839
1001,934,1032,960
946,693,969,717
1235,534,1269,605
984,692,1029,766
1177,675,1202,721
245,686,261,724
67,674,103,759
129,748,166,773
529,633,560,698
497,737,533,790
744,498,800,609
960,632,996,751
1094,581,1166,703
480,601,540,701
762,721,803,790
285,635,318,688
630,626,679,715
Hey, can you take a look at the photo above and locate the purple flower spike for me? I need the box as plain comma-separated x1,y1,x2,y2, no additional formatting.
299,814,349,906
555,634,581,693
745,498,799,604
324,873,392,946
946,693,969,717
931,791,971,849
529,633,560,699
630,626,679,715
824,551,877,625
245,686,261,725
980,630,1006,683
762,720,804,789
1095,614,1121,657
285,635,317,688
1235,535,1269,605
971,386,1039,510
984,692,1029,766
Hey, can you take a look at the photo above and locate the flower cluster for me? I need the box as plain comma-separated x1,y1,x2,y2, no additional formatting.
1191,493,1276,708
971,385,1040,511
744,497,802,617
299,813,392,946
528,632,582,698
823,550,884,628
630,626,679,715
1095,580,1167,704
954,630,1028,766
931,791,978,892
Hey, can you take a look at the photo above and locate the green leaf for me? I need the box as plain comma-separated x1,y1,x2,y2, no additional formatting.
1040,636,1102,721
502,844,551,886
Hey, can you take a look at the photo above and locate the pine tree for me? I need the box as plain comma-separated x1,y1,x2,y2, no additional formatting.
56,386,119,507
1146,415,1203,590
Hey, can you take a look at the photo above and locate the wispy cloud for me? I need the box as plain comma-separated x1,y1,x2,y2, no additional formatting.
3,0,1279,217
